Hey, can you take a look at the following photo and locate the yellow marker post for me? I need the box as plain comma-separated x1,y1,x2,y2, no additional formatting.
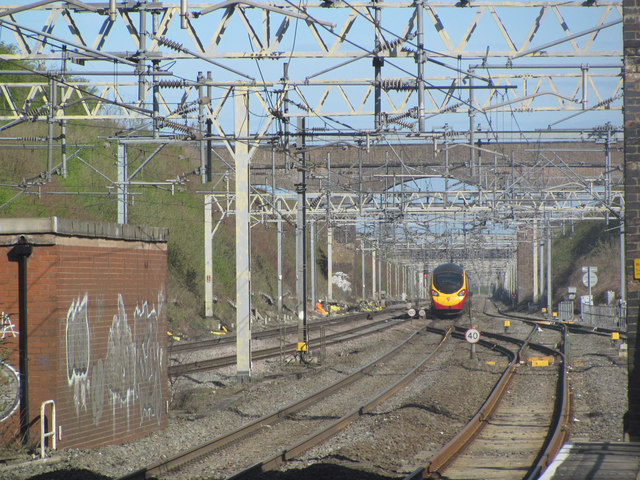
296,342,307,352
504,320,510,333
635,259,640,279
612,332,620,346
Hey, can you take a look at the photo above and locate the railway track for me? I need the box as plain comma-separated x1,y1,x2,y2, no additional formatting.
168,310,384,355
403,316,570,480
169,309,409,376
118,320,450,479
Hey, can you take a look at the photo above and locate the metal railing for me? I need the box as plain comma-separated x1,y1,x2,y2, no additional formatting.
40,400,56,458
580,302,627,330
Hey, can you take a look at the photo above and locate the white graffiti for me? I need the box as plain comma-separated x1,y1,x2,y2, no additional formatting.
66,295,91,416
0,312,17,339
64,292,165,431
331,272,352,293
105,295,137,431
134,301,163,425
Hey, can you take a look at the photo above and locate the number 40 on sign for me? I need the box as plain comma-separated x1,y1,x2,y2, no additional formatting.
465,328,480,344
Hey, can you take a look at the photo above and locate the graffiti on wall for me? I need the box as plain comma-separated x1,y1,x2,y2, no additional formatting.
0,312,16,339
134,301,163,425
66,295,91,416
63,291,165,431
0,361,19,422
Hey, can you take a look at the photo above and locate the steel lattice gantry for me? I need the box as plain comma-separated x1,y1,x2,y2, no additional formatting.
0,1,624,378
0,0,622,134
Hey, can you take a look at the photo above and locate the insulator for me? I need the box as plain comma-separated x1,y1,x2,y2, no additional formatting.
163,119,193,135
174,104,198,115
439,102,463,114
24,106,47,117
155,35,184,52
387,111,412,123
593,122,615,131
158,79,186,88
401,46,416,54
284,98,311,113
381,78,414,91
592,96,619,110
382,37,405,51
392,119,413,129
20,136,44,142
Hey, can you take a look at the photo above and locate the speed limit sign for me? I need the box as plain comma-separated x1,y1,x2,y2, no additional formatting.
465,328,480,344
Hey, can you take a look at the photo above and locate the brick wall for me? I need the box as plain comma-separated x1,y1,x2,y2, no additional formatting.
625,1,640,439
0,218,168,450
517,226,534,306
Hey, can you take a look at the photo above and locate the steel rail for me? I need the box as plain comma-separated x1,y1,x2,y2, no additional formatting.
402,311,569,479
168,313,411,376
526,323,571,479
482,303,577,478
412,328,528,477
117,323,445,480
228,325,454,478
169,310,379,354
487,299,627,340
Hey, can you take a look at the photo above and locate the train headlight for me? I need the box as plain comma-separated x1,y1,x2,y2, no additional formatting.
431,290,439,296
458,289,467,297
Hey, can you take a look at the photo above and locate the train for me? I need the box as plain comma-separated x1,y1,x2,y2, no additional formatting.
429,263,470,316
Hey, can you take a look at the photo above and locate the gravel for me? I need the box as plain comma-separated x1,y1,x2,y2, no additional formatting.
0,305,628,480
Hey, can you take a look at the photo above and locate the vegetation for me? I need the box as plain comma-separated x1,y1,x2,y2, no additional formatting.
551,220,621,304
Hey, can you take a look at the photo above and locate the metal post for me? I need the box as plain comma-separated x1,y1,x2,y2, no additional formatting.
8,241,32,444
416,0,425,132
468,69,475,178
379,255,383,302
276,142,283,315
296,117,308,356
198,72,206,184
180,0,188,28
61,120,67,179
327,223,333,302
151,12,160,137
47,76,57,182
277,198,283,314
358,148,363,214
621,220,626,304
546,221,552,316
204,195,214,317
326,151,332,302
361,238,366,300
373,6,383,130
395,262,398,299
207,72,213,182
138,5,147,104
310,220,316,306
539,236,545,300
533,219,538,304
117,143,128,224
372,248,377,301
152,61,160,138
235,86,251,380
444,128,450,207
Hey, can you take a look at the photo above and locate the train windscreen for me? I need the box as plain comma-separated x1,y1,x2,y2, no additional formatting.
433,271,464,294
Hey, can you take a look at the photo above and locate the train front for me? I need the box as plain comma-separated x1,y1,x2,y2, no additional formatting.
430,263,469,316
